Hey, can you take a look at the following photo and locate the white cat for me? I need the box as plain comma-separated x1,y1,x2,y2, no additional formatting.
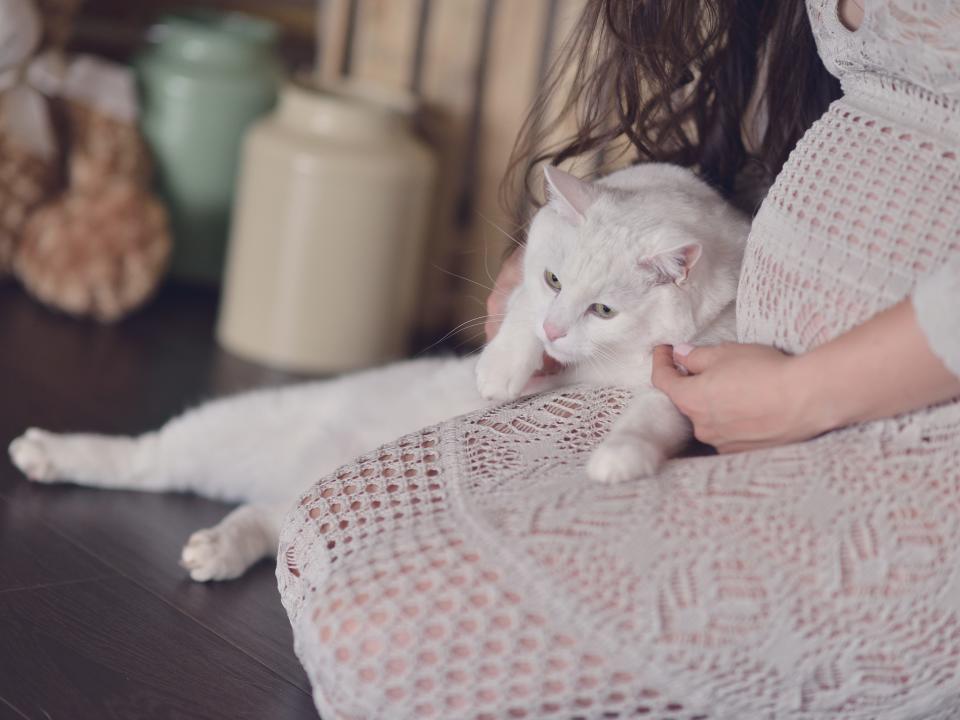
8,163,748,582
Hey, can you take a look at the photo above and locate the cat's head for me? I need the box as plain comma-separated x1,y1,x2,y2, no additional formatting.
522,164,744,366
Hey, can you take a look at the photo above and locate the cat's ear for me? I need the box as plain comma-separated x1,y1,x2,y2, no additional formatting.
543,166,598,224
640,243,703,286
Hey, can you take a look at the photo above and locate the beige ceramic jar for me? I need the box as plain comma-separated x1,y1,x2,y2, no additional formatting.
217,79,436,373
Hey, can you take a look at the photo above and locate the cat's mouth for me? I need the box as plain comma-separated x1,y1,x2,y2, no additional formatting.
543,345,579,365
533,354,564,376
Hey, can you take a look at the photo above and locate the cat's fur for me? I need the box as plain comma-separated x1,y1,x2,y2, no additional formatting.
8,163,749,581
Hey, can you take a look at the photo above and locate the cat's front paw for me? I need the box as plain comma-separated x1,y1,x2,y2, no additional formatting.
475,345,538,401
586,437,664,484
9,428,60,482
180,528,249,582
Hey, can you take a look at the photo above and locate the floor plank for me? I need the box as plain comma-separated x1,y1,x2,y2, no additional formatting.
0,496,113,593
0,577,316,720
5,483,311,692
0,696,30,720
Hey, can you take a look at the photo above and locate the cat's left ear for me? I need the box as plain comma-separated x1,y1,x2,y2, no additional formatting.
543,165,598,224
640,243,703,286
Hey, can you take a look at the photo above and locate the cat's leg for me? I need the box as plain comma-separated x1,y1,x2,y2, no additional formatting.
10,383,324,498
476,287,545,400
586,387,691,483
180,502,288,582
9,427,166,490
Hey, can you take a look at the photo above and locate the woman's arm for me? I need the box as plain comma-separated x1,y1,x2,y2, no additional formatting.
484,246,525,341
484,245,562,375
651,297,960,453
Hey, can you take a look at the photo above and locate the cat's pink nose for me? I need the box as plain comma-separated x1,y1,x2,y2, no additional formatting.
543,321,566,341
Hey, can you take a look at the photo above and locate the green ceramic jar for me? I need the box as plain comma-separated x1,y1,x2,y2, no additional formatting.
136,10,281,284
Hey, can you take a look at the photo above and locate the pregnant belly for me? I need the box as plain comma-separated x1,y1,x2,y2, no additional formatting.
737,94,960,354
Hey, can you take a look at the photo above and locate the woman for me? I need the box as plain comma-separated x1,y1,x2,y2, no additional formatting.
279,1,960,717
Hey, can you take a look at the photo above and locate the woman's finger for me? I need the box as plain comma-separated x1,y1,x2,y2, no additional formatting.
651,345,684,394
674,344,721,374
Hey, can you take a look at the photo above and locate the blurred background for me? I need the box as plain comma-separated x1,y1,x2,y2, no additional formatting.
0,0,616,376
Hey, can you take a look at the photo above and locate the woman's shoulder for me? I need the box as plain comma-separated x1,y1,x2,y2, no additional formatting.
808,0,960,98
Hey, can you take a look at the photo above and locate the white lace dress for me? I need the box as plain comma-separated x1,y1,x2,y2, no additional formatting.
277,3,960,718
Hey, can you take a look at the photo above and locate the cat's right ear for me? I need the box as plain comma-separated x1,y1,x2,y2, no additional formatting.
640,243,703,286
543,166,598,225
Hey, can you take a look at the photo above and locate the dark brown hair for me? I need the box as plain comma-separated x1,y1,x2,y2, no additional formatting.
503,0,841,223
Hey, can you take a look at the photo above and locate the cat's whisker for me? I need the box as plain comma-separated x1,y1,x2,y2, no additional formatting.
460,294,490,315
478,225,500,290
477,211,524,249
429,264,501,296
592,346,632,376
473,214,521,303
414,314,505,357
593,347,619,365
595,350,631,374
453,329,488,353
416,321,497,356
481,244,495,289
586,355,606,379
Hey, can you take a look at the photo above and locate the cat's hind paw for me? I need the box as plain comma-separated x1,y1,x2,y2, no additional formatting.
180,528,249,582
9,428,60,483
586,437,663,484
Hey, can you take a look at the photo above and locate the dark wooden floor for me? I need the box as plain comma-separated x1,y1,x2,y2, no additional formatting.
0,281,321,720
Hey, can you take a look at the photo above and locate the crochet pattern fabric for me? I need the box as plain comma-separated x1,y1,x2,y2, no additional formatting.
278,2,960,718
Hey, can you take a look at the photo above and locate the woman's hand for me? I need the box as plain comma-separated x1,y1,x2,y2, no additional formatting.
651,342,829,453
651,300,960,454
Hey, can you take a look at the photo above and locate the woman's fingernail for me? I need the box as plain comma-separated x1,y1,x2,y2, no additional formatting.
674,343,694,358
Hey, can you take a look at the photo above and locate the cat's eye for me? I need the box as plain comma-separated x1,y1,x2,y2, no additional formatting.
544,269,562,291
590,303,617,318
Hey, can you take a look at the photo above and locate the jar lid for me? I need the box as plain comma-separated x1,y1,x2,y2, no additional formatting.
277,75,418,140
148,10,278,70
